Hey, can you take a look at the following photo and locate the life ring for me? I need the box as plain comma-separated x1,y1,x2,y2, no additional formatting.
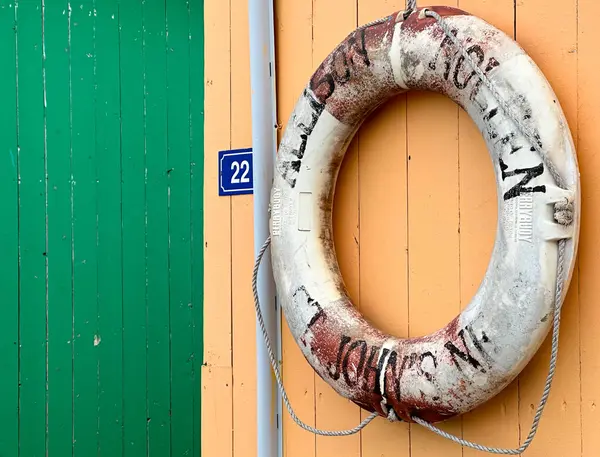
269,6,580,423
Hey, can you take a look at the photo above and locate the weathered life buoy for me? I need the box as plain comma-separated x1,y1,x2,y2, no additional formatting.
269,6,580,423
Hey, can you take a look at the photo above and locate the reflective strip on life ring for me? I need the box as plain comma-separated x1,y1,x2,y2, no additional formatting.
269,6,580,423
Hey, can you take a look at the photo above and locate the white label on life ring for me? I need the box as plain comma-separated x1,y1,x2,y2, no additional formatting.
298,192,313,232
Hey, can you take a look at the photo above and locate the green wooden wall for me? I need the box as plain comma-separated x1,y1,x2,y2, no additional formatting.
0,1,204,455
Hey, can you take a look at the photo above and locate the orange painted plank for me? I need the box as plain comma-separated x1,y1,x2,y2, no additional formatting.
457,1,520,453
310,1,363,456
357,0,412,455
406,0,463,455
516,2,581,456
204,0,232,368
274,1,317,456
203,0,233,455
202,366,234,456
230,0,258,455
578,1,600,456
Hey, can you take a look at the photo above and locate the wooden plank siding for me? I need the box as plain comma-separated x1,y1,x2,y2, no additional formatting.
0,1,204,455
202,0,600,456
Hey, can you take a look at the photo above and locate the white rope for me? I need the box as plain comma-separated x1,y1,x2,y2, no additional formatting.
406,238,567,454
250,0,574,450
252,236,378,436
402,0,417,20
423,8,568,193
400,9,573,453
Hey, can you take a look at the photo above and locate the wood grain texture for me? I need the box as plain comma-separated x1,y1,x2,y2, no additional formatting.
45,4,74,456
144,2,172,453
120,3,148,455
18,4,48,455
0,2,19,455
578,2,600,457
203,0,233,455
0,2,202,455
165,1,196,454
204,0,600,455
95,3,125,455
70,3,100,455
230,0,258,454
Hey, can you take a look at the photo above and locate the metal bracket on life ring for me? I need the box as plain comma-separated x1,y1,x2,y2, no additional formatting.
268,5,580,424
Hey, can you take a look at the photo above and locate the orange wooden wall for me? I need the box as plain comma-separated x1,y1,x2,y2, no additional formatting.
202,1,600,456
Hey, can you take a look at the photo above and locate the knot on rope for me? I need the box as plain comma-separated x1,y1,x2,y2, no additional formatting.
554,197,574,226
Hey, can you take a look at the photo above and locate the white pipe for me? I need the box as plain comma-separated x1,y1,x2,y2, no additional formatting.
248,0,280,456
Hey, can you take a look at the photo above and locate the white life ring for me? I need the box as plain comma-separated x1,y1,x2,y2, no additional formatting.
269,6,580,423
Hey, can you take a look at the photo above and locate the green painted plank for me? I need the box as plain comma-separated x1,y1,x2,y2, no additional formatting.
45,3,74,456
0,2,19,455
119,1,148,455
144,0,172,454
166,1,193,455
189,1,204,455
0,1,204,455
17,2,48,456
94,2,124,456
71,2,99,456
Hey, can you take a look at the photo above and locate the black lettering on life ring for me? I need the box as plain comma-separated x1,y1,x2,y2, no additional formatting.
362,346,383,392
499,157,546,201
453,44,485,90
310,73,335,103
330,335,351,380
444,328,485,373
278,90,326,187
278,160,302,188
331,48,351,84
327,328,493,399
429,27,458,80
293,285,326,329
418,352,438,382
465,325,493,366
345,27,370,68
470,57,500,101
341,340,368,386
309,27,371,103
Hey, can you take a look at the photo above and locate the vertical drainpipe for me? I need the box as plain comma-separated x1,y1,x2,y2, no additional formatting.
248,0,280,456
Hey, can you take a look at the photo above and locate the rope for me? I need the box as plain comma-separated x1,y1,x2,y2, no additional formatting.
407,238,567,454
250,0,575,449
252,236,379,436
252,236,567,448
400,10,573,452
423,8,568,193
403,0,417,20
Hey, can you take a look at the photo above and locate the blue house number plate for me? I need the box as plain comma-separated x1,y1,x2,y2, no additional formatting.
219,148,253,196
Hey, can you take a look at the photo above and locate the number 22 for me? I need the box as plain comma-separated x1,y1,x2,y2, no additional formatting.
231,160,250,184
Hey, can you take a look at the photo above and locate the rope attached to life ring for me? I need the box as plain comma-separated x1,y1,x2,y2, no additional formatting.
252,2,574,453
